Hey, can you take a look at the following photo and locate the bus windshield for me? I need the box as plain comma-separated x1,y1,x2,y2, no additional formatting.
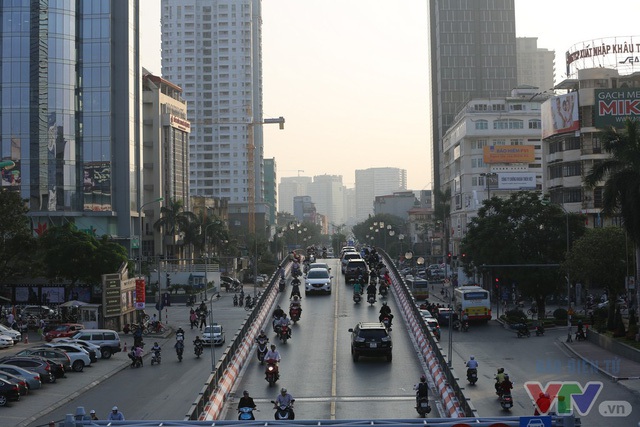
464,291,488,300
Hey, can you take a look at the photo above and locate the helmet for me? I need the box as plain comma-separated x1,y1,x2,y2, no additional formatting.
154,342,158,346
195,336,200,340
470,355,475,360
498,367,504,373
420,374,426,382
293,296,299,301
504,374,510,379
243,390,249,396
112,406,118,411
281,388,287,393
382,301,387,306
270,344,276,350
260,330,265,335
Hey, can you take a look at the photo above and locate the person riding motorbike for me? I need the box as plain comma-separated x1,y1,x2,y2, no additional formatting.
265,344,281,364
194,336,204,354
353,280,363,296
494,367,506,393
276,313,292,338
272,305,285,331
151,342,161,362
576,320,586,340
289,296,302,315
238,390,257,413
290,277,301,300
500,374,513,397
465,355,478,378
257,330,269,345
366,282,377,301
176,327,185,341
413,374,429,406
378,301,393,326
274,388,295,420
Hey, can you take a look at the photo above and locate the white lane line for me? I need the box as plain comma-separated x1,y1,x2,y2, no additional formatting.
330,269,340,419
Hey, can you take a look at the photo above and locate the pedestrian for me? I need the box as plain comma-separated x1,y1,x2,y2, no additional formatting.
189,309,197,330
48,422,55,427
534,392,551,415
89,410,99,420
199,311,207,330
107,406,125,421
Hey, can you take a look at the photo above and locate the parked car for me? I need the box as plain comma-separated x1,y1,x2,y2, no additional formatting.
0,357,55,383
20,305,56,318
42,343,91,372
52,338,99,363
202,324,225,346
0,324,21,344
348,322,393,362
0,377,20,406
0,371,28,396
14,348,72,372
0,335,14,349
0,364,42,390
70,329,121,359
44,323,84,342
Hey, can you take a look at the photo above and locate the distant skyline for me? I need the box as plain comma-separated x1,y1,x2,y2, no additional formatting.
140,0,640,189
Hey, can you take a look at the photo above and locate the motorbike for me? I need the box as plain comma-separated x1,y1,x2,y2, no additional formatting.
500,393,514,410
461,320,470,332
516,324,530,338
535,325,545,336
150,349,161,365
416,396,431,417
378,285,388,298
367,293,376,305
238,407,256,421
265,360,280,385
233,295,238,306
175,342,184,362
452,320,461,331
322,250,327,258
256,339,269,364
128,351,143,368
576,328,586,341
467,368,478,385
271,401,295,420
278,325,291,343
195,342,203,358
279,278,286,292
289,306,301,323
353,293,361,304
290,284,301,300
381,315,392,330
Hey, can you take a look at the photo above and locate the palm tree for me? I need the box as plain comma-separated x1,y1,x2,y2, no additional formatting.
585,118,640,338
153,198,197,262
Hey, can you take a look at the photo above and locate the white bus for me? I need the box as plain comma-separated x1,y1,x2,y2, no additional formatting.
453,285,492,322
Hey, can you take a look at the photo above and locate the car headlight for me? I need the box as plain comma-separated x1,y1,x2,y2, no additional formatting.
354,337,365,342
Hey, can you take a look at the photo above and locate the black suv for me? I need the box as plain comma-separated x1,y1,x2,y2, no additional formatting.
348,322,392,362
344,259,369,284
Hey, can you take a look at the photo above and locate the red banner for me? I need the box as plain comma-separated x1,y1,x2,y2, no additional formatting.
135,279,146,309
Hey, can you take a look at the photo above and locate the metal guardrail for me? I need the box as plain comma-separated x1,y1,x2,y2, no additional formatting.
184,261,288,420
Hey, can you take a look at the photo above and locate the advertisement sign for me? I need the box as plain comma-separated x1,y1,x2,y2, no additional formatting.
483,145,535,164
135,279,146,309
83,161,112,212
498,173,537,190
541,92,580,139
566,37,640,78
594,88,640,128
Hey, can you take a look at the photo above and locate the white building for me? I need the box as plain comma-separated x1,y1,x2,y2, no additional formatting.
278,176,312,215
516,37,555,91
442,87,548,255
355,168,407,222
161,0,266,232
308,175,346,227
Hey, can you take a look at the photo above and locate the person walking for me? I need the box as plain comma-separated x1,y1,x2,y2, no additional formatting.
199,310,207,330
189,309,197,330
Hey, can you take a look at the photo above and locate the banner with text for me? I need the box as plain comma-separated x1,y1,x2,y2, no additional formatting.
594,88,640,128
483,145,535,164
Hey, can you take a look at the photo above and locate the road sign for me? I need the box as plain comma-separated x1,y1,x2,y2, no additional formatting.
519,416,551,427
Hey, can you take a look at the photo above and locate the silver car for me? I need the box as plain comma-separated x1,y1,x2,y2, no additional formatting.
0,364,42,390
202,324,225,346
305,268,333,295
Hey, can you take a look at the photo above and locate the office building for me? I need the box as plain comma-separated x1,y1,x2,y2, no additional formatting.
516,37,555,90
161,0,266,235
278,176,311,215
428,0,517,190
0,1,142,252
355,168,407,222
308,174,346,227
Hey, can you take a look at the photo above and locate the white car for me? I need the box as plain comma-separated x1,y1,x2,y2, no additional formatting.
309,262,331,272
42,343,92,372
0,324,21,344
305,268,333,295
202,324,225,346
0,335,14,349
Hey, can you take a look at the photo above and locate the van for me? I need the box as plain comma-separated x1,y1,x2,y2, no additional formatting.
71,329,121,359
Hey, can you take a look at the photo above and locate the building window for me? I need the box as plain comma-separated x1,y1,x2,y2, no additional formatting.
528,119,541,129
475,120,488,130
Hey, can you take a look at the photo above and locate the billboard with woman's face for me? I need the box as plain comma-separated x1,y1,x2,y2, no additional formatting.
541,92,580,139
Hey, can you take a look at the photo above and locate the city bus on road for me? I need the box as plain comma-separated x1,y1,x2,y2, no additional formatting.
406,276,429,300
453,285,491,322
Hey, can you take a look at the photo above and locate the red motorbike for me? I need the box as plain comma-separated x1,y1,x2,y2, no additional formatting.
278,325,291,343
289,307,301,323
265,359,279,386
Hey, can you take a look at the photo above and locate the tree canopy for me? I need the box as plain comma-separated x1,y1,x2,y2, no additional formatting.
0,190,36,281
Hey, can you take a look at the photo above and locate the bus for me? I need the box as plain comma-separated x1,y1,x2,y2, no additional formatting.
406,277,429,301
453,285,491,322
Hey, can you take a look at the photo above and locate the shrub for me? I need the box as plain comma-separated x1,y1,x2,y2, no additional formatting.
505,308,527,321
553,308,568,321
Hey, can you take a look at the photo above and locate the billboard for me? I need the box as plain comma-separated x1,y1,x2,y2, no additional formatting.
497,173,537,190
483,145,535,164
541,92,580,139
594,88,640,128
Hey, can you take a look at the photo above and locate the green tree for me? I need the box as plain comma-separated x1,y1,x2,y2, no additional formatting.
564,227,631,296
585,118,640,338
153,198,197,260
461,191,586,316
0,190,37,282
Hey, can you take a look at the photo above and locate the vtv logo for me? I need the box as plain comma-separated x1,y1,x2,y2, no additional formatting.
524,381,603,416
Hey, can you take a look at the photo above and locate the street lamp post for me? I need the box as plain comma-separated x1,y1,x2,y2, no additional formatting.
209,298,217,377
398,234,405,258
203,221,221,301
137,197,164,277
480,172,497,201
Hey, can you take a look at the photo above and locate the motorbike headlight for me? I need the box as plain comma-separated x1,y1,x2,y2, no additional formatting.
268,366,274,372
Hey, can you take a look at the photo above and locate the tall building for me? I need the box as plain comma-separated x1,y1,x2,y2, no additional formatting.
0,1,142,251
142,70,191,259
308,174,346,227
516,37,555,90
161,0,266,235
355,168,407,222
428,0,518,190
278,176,311,215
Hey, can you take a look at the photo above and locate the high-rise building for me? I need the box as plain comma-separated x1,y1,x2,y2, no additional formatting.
0,1,142,252
516,37,555,90
278,177,311,215
161,0,266,234
308,175,346,227
428,0,517,190
355,168,407,222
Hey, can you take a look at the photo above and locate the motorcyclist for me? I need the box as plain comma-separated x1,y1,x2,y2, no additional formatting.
176,327,185,341
256,330,269,345
494,367,506,392
413,374,429,406
289,296,302,315
378,301,393,326
151,342,161,356
272,305,285,331
274,387,295,420
576,320,585,339
194,336,204,352
353,280,363,296
276,313,292,338
465,355,478,378
174,338,185,360
366,282,377,300
238,390,257,412
265,344,281,373
500,373,513,397
290,277,301,300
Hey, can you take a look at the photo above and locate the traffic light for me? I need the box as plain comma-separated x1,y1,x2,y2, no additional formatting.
495,277,499,289
166,272,171,288
461,253,466,261
447,253,452,264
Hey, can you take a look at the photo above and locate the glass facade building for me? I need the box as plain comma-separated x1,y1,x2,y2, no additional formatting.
1,0,141,246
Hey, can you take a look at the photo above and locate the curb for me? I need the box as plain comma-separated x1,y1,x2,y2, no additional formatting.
559,338,640,382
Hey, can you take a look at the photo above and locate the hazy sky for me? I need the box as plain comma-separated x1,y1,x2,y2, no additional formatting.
139,0,640,189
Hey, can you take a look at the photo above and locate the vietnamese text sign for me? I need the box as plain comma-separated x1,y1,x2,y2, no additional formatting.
595,88,640,128
483,145,535,164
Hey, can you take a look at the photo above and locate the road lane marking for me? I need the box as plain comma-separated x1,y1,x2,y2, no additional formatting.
330,267,340,419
